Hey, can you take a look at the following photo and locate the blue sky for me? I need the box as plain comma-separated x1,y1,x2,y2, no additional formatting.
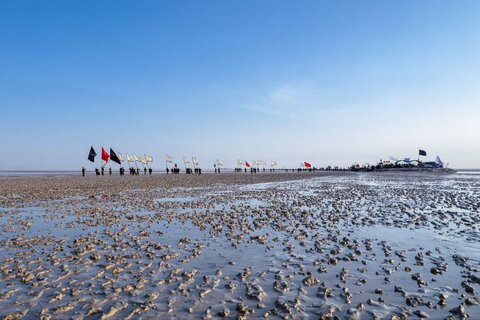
1,1,479,170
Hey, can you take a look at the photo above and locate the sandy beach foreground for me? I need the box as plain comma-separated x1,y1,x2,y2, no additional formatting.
0,172,479,319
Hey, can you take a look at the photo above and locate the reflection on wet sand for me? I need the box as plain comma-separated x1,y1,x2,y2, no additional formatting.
0,172,479,319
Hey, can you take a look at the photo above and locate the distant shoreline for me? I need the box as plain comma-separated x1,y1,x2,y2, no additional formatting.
0,168,479,177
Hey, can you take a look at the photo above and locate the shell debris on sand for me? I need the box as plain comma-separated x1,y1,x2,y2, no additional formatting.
0,172,479,318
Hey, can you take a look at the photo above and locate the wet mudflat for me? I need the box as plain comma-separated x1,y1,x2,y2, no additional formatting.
0,172,479,319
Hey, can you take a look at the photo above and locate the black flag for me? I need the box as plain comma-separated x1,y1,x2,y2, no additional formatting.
419,149,427,156
88,146,97,163
110,148,121,165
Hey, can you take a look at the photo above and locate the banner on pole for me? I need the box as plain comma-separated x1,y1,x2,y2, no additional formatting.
110,148,121,165
101,147,110,164
88,147,97,163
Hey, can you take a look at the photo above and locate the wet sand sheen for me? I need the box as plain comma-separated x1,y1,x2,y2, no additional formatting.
0,172,479,319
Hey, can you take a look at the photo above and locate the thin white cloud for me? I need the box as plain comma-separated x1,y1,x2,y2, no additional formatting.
270,85,299,105
239,84,306,118
239,103,295,117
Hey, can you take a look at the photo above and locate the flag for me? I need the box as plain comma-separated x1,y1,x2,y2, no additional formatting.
141,157,147,165
134,155,141,162
216,159,223,166
127,154,134,162
110,148,121,165
118,153,124,162
183,156,190,164
145,155,153,163
419,149,427,156
101,147,110,163
245,161,251,168
271,160,277,167
192,157,199,166
304,161,312,168
110,148,122,164
88,147,97,163
435,156,444,166
165,154,173,163
237,159,245,167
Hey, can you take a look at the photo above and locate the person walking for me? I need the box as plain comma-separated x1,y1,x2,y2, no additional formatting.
82,167,86,177
109,167,112,175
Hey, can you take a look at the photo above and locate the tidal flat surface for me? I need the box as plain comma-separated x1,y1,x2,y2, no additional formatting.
0,172,479,319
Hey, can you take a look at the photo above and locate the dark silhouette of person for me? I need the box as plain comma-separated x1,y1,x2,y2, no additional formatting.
166,167,169,174
95,168,100,176
101,167,104,176
109,167,112,175
82,167,85,177
144,168,147,175
149,168,152,175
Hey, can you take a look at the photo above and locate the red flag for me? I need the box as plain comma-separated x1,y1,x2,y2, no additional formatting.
102,147,110,163
304,161,312,168
245,161,251,168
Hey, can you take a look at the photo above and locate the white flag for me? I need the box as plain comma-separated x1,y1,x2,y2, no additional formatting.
165,154,173,163
134,155,141,162
183,156,190,164
127,154,134,162
118,153,125,162
271,160,277,167
435,156,443,165
237,159,245,167
141,157,147,165
145,155,153,163
216,159,223,166
192,157,199,166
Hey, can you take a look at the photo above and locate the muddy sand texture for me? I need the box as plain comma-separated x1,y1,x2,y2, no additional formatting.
0,172,479,319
